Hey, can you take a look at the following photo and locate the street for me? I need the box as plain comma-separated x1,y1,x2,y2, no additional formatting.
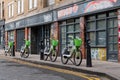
0,57,104,80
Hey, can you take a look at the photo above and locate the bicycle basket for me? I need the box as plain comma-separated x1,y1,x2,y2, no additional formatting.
74,38,82,47
51,39,58,46
25,40,31,46
8,41,13,47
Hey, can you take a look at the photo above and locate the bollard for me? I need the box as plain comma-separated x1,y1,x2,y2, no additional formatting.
86,39,92,67
11,42,15,56
40,40,44,60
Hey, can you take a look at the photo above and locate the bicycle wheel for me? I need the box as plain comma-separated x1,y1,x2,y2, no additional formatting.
23,48,29,58
20,52,24,57
61,54,69,64
73,50,82,66
50,50,57,62
4,51,7,56
8,49,12,56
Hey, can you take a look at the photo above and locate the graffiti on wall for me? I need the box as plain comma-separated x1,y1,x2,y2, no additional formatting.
91,48,106,61
85,0,117,13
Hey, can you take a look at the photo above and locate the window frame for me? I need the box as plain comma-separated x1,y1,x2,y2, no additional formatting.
86,11,117,47
28,0,37,10
47,0,55,6
8,2,14,18
17,0,24,14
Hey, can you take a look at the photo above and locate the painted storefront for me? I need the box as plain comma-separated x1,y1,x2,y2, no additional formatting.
4,0,120,61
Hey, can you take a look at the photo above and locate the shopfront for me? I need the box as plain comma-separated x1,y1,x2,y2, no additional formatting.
31,24,51,54
27,11,54,54
86,11,118,61
56,0,120,61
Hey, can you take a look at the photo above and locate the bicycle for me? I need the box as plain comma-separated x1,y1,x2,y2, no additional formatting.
4,41,14,56
61,37,82,66
44,39,58,62
20,40,30,58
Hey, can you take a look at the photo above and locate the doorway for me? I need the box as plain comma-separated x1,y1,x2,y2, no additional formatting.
31,25,51,54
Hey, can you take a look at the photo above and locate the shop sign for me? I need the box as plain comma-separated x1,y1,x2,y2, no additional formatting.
84,0,117,13
5,23,15,31
58,4,78,18
16,19,25,28
43,13,52,22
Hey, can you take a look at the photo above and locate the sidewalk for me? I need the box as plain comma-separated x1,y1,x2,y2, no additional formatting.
0,49,120,80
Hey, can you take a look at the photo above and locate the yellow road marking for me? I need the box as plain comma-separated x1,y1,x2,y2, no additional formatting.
1,56,101,80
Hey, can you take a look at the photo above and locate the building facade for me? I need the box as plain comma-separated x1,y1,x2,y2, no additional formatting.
0,0,5,49
2,0,120,62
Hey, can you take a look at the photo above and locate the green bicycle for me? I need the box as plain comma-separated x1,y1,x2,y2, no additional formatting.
61,37,82,66
4,41,14,56
44,39,58,62
20,40,30,58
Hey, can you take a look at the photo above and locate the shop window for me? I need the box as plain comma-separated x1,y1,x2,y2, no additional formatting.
60,18,80,52
89,32,96,45
75,24,80,32
8,31,14,41
87,15,95,20
108,37,113,42
97,31,106,45
86,11,117,47
114,36,118,42
75,18,80,23
109,44,113,51
109,28,113,35
67,19,74,24
114,43,118,51
97,20,106,30
87,21,95,31
109,11,117,17
59,21,66,25
67,25,74,32
108,19,113,28
97,13,106,18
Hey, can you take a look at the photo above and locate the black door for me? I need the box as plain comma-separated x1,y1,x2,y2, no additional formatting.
37,25,50,54
16,29,25,51
31,28,37,54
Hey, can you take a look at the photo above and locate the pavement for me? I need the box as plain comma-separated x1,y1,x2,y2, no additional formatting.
0,49,120,80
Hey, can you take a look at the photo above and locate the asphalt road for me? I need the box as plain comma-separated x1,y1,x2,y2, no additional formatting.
0,59,90,80
0,57,109,80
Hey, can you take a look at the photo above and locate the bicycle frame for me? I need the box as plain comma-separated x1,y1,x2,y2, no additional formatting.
44,40,58,62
